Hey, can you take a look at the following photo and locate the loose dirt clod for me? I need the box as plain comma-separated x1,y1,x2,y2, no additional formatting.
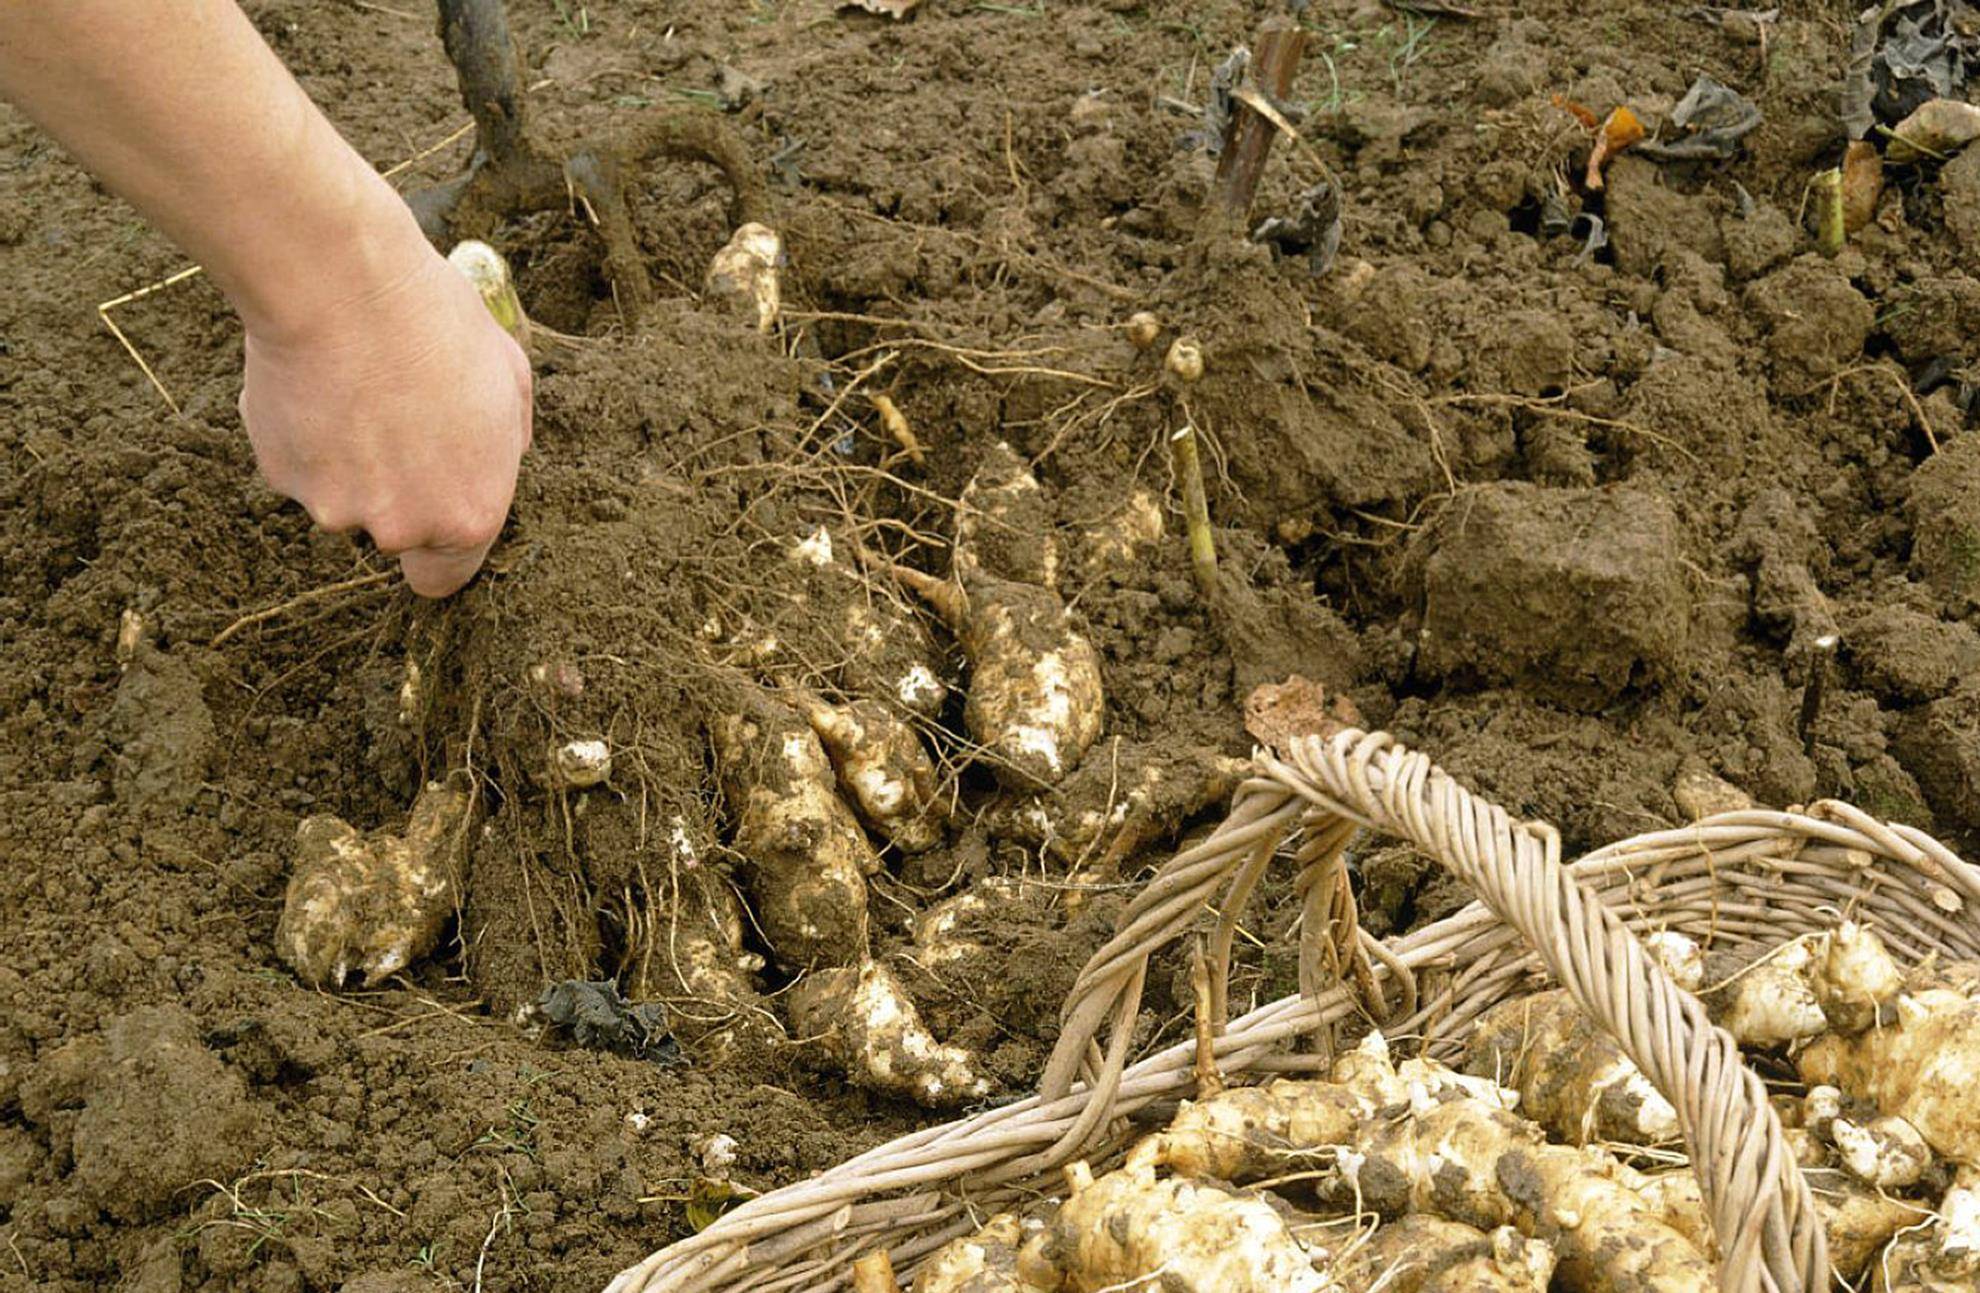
275,771,474,989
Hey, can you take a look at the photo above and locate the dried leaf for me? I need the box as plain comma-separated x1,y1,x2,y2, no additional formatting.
1243,676,1363,754
1842,139,1885,232
1551,93,1600,130
1636,75,1762,163
1584,105,1645,190
1885,95,1980,162
838,0,920,17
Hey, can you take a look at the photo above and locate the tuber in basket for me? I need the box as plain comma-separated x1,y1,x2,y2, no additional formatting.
605,727,1980,1293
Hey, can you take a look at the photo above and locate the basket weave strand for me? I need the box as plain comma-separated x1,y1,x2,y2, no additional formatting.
606,726,1980,1293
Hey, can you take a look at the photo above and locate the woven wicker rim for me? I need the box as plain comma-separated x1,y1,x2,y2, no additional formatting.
606,727,1980,1293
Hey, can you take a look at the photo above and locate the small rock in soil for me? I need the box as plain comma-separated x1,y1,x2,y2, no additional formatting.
69,1005,262,1220
1413,483,1690,711
1905,431,1980,612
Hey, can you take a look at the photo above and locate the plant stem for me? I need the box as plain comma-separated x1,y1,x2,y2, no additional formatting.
1210,14,1308,222
1171,424,1219,603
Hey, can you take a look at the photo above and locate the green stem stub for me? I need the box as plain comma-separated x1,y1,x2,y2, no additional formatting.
1171,423,1219,603
1811,168,1845,258
447,239,531,347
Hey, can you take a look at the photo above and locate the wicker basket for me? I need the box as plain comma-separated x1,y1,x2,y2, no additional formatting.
606,727,1980,1293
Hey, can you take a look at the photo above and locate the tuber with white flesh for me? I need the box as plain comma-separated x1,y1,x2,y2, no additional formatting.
711,691,873,968
787,957,987,1108
910,1212,1045,1293
1336,1216,1556,1293
277,772,474,989
1019,1158,1340,1293
704,221,783,332
1799,986,1980,1166
1704,936,1829,1047
1464,988,1680,1148
882,445,1103,788
797,694,943,854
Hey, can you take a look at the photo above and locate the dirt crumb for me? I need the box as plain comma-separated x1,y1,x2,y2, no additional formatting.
1412,484,1690,710
66,1005,262,1220
1905,432,1980,613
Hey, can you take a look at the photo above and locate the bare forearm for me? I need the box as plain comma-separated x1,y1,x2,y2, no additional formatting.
0,0,426,341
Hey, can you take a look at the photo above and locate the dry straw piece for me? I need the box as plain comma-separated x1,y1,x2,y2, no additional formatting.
605,727,1980,1293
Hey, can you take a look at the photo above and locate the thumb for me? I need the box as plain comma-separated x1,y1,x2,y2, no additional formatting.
398,542,492,598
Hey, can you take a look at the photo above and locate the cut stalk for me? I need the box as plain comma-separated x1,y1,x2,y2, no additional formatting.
1811,167,1845,257
1171,424,1219,602
1210,15,1309,223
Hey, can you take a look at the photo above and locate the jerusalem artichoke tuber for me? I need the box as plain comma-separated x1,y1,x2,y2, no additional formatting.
787,957,987,1108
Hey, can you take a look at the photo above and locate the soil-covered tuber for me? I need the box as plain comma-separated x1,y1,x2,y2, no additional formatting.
1800,986,1980,1165
885,445,1103,787
799,695,942,854
1464,988,1680,1147
712,691,873,968
1705,936,1829,1047
1020,1158,1339,1292
277,772,474,989
705,221,783,332
788,527,951,718
787,957,987,1108
910,1213,1045,1292
1336,1216,1556,1293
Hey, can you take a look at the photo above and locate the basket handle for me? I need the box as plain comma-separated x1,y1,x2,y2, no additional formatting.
1046,727,1827,1293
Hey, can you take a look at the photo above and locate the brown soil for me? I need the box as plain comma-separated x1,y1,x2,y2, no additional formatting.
4,1,1978,1289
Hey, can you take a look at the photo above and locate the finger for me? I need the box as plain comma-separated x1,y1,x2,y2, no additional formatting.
398,542,492,598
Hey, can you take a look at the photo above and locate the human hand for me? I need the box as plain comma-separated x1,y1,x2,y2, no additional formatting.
239,237,533,597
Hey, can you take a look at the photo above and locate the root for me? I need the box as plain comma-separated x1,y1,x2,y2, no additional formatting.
406,0,764,325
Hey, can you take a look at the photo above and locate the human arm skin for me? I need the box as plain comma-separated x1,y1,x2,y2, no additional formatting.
0,0,531,596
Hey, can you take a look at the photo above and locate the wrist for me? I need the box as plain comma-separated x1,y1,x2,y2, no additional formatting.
221,138,439,350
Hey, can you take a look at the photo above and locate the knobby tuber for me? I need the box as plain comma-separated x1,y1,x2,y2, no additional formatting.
1640,1159,1921,1281
705,221,783,332
798,695,942,854
787,958,987,1108
1834,1114,1934,1189
910,1212,1043,1292
787,527,951,718
1800,986,1980,1166
1464,988,1681,1148
277,772,474,988
1706,936,1829,1047
883,445,1103,787
1020,1158,1340,1293
711,692,872,968
1336,1216,1556,1293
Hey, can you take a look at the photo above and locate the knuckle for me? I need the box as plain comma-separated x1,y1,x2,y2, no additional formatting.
366,517,424,556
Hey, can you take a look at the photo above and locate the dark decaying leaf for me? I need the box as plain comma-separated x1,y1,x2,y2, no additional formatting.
1844,1,1980,139
1252,180,1342,275
537,979,682,1062
1182,48,1249,155
1635,75,1762,162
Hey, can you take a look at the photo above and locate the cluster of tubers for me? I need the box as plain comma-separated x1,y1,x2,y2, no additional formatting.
873,920,1980,1291
701,446,1106,1106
